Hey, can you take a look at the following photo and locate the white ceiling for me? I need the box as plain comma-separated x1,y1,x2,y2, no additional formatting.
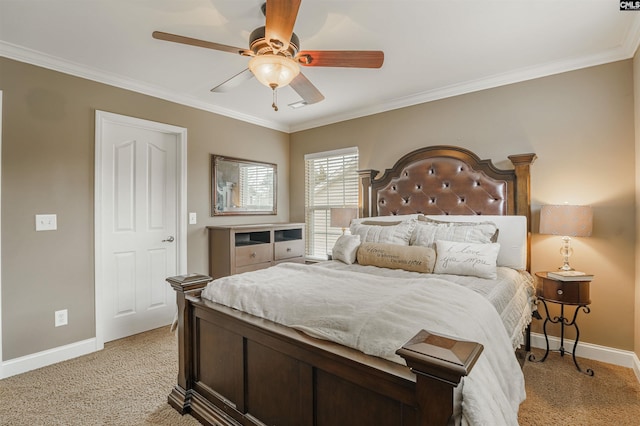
1,0,639,133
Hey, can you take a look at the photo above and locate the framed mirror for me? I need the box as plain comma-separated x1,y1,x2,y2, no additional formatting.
212,155,277,216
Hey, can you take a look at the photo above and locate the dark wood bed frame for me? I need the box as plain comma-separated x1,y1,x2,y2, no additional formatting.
167,146,536,426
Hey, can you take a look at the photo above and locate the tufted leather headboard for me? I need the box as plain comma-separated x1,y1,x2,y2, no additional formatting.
358,146,536,266
374,156,509,216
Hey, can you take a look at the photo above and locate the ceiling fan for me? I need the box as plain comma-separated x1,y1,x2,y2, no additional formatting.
152,0,384,111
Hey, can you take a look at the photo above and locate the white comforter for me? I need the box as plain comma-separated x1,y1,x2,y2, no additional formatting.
316,260,535,350
201,262,525,425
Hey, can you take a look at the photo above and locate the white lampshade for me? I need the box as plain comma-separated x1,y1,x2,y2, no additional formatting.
539,205,593,237
330,207,358,231
249,54,300,89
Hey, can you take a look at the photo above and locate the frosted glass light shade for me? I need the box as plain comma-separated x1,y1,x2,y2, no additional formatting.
249,54,300,89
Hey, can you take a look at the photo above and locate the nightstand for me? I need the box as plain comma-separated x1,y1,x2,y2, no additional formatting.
528,272,594,376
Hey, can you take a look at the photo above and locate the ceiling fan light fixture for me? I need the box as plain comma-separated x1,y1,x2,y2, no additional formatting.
249,54,300,89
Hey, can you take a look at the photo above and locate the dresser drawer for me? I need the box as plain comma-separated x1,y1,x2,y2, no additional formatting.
274,239,305,261
235,244,272,267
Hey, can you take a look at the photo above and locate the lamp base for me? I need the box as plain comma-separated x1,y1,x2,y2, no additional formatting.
559,236,574,271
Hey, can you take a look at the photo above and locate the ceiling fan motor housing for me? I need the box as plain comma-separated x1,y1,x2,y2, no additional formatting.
249,26,300,57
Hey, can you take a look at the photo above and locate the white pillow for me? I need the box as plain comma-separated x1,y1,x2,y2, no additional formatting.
411,220,497,248
433,240,500,279
424,215,527,270
350,219,417,246
332,234,361,264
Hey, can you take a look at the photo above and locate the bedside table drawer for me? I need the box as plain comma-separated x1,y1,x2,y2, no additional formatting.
541,279,590,305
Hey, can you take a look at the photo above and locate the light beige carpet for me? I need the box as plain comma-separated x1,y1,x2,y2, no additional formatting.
519,349,640,425
0,326,199,426
1,326,638,425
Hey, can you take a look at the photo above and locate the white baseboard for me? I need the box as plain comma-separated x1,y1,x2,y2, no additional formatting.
2,333,639,383
0,338,98,379
633,352,640,383
531,332,640,382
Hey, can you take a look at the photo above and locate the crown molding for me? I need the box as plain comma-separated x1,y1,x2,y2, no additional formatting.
0,41,289,133
290,14,640,133
4,12,640,136
289,20,640,132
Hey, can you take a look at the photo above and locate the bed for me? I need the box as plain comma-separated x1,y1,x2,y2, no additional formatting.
167,145,537,426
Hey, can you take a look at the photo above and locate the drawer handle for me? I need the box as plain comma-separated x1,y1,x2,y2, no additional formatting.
251,252,257,258
286,247,292,252
557,289,564,295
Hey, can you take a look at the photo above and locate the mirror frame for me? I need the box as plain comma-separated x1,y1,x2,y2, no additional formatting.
211,155,277,216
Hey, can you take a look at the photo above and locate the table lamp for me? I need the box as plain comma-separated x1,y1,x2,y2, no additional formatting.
539,204,593,271
330,207,358,234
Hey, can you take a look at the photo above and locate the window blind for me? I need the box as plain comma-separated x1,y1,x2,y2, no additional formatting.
239,165,274,210
304,147,359,259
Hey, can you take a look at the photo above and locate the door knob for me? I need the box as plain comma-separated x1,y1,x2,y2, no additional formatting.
162,236,175,242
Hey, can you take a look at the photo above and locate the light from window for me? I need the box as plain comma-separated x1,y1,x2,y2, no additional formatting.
304,147,359,259
239,165,274,210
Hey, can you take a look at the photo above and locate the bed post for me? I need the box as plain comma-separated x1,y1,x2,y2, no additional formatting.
508,153,537,352
166,273,213,414
507,153,537,271
358,169,378,218
396,330,484,425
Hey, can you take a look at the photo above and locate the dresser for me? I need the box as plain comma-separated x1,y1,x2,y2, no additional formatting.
207,223,305,279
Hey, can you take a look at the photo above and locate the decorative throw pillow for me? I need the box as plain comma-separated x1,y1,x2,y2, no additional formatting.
350,219,416,246
418,216,499,242
422,215,528,269
332,234,361,264
356,242,436,273
433,240,500,279
411,218,498,248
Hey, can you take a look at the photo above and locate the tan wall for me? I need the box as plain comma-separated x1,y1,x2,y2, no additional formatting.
2,55,636,361
0,57,289,360
291,60,636,351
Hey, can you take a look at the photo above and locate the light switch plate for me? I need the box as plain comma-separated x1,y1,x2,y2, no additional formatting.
35,214,57,231
189,212,197,225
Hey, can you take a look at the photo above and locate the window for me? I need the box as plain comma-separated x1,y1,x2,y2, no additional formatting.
304,147,359,259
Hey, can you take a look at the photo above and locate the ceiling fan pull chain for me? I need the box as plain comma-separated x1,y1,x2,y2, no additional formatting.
272,87,279,111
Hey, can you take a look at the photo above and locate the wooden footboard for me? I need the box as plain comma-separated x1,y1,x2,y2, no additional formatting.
167,274,483,426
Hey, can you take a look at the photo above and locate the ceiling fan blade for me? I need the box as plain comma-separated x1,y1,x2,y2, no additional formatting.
211,69,254,92
152,31,245,55
296,50,384,68
265,0,301,52
289,73,325,105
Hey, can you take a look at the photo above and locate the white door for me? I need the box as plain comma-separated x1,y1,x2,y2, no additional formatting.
96,112,186,343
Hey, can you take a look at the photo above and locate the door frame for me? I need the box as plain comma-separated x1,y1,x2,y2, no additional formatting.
94,110,187,350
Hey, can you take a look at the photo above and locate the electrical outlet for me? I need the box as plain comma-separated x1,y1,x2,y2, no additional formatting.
189,212,197,224
36,214,57,231
55,309,68,327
